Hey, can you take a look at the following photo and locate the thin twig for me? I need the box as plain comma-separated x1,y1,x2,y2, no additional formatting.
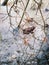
18,0,30,28
34,0,45,33
39,9,45,33
8,0,18,16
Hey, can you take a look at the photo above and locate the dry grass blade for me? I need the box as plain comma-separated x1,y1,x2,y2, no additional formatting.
34,0,45,33
18,0,30,28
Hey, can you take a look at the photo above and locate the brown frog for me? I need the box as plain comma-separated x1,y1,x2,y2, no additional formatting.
23,26,35,34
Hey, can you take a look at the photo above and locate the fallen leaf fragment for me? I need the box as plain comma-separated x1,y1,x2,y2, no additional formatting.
42,37,47,43
25,18,33,22
24,38,29,45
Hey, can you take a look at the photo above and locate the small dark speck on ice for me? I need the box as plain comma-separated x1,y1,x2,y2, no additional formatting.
45,8,49,12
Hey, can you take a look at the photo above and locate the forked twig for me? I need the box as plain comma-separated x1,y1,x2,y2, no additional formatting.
34,0,45,33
